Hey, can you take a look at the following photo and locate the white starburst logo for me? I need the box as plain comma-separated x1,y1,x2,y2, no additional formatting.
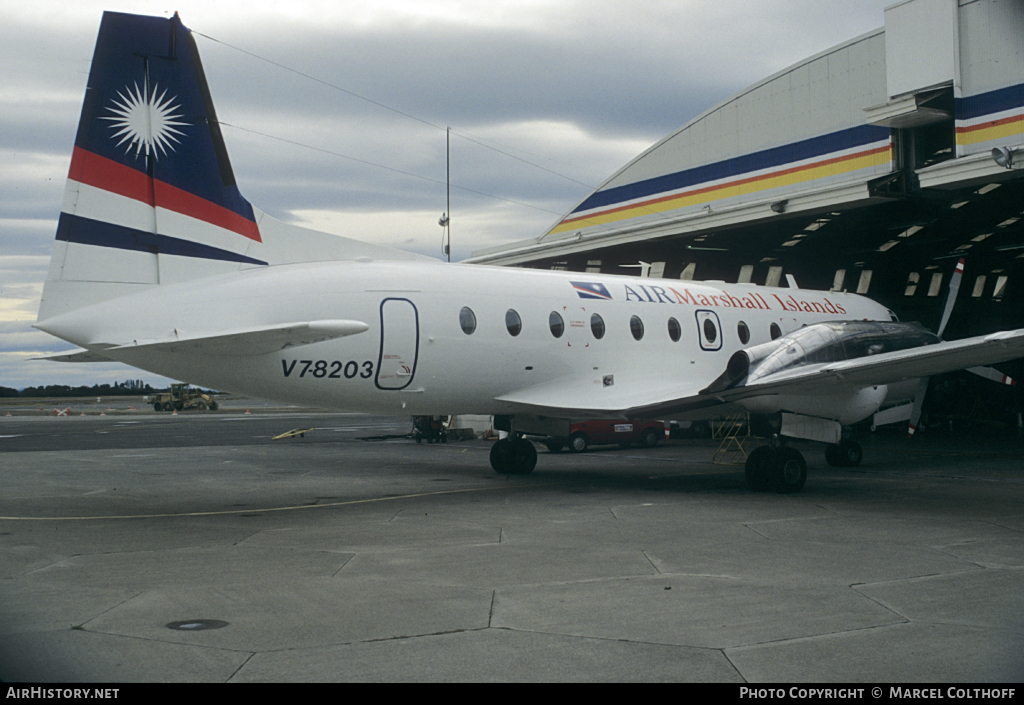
102,80,188,160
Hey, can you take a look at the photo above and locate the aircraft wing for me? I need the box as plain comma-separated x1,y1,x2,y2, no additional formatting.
494,376,739,420
496,328,1024,420
97,320,370,358
707,328,1024,402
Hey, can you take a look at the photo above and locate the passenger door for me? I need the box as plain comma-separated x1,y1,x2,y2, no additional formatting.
376,298,419,390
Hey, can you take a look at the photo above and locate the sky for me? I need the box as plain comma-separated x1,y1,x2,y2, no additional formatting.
0,0,896,390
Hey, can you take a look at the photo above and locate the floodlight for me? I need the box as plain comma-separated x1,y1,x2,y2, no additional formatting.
992,147,1015,169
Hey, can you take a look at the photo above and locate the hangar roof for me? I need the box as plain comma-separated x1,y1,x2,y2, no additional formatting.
468,0,1024,315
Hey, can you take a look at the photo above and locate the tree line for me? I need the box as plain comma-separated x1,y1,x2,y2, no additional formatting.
0,380,158,398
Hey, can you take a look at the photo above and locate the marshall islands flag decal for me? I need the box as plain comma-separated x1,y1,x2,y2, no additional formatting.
571,281,613,300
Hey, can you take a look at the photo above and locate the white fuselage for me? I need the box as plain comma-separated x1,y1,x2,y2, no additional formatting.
40,260,892,418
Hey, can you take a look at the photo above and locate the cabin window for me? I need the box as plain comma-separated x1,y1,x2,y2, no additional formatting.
737,321,750,344
505,309,522,336
590,313,605,340
549,311,564,338
459,307,476,335
630,315,644,341
667,317,681,342
703,318,717,344
770,322,782,340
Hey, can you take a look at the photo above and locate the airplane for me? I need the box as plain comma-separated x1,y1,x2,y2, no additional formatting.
34,11,1024,493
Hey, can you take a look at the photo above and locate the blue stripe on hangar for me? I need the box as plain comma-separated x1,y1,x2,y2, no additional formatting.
572,124,891,215
955,81,1024,121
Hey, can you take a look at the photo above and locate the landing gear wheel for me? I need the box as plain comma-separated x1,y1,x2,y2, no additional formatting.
639,428,660,448
490,438,538,475
771,447,806,494
568,432,589,452
490,439,509,472
746,446,806,493
839,440,862,467
825,440,863,467
511,438,537,474
745,446,773,492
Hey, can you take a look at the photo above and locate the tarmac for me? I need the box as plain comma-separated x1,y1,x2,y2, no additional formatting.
1,402,1022,683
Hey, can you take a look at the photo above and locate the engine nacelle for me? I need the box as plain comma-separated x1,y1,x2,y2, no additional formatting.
704,321,938,394
741,384,889,426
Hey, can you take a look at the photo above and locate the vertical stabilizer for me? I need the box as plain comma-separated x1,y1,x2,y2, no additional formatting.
40,12,266,321
39,11,435,323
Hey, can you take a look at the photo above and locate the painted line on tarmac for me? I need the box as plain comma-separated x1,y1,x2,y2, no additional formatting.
0,481,559,521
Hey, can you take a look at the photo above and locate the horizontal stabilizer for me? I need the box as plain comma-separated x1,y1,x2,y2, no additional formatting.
33,349,115,363
105,320,369,357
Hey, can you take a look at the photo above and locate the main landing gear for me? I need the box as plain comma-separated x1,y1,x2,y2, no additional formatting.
745,438,863,493
744,445,807,493
824,439,863,468
490,434,537,475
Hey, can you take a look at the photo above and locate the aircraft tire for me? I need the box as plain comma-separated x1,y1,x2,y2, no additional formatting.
839,440,863,467
745,446,773,491
490,438,537,475
569,433,589,452
510,439,537,475
490,439,511,474
771,447,806,494
825,440,863,467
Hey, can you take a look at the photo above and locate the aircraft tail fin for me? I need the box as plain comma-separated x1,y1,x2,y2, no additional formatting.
39,11,432,322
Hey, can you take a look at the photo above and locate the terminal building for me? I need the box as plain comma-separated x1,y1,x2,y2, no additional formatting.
469,0,1024,364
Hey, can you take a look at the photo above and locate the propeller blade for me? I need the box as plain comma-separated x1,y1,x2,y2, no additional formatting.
907,376,930,439
967,366,1016,386
936,258,964,339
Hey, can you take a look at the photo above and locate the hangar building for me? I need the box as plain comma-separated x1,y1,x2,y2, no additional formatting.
469,0,1024,360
